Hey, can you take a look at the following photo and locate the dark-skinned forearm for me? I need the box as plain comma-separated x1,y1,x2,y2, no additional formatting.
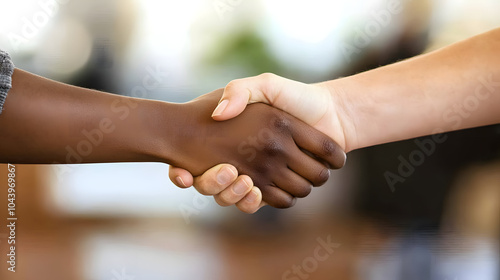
0,69,180,164
0,69,344,208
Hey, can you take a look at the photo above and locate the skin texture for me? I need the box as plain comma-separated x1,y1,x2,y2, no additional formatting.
0,69,346,209
170,27,500,212
169,90,346,208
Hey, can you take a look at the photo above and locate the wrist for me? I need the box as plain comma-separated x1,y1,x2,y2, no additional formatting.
124,98,185,164
325,66,415,151
318,78,360,152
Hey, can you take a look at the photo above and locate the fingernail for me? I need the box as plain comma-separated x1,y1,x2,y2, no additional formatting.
212,99,229,117
233,179,249,195
320,169,330,181
176,176,186,187
245,189,258,203
217,166,236,185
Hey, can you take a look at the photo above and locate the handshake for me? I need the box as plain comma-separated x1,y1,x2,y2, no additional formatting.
5,29,492,213
0,69,349,214
164,79,347,213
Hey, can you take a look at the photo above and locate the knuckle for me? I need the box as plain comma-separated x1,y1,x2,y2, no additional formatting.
224,80,239,92
214,196,231,207
239,205,257,214
257,73,278,98
321,138,337,157
236,198,258,214
196,186,212,196
195,181,218,195
271,114,291,132
218,192,232,204
262,140,285,157
258,72,276,82
253,165,269,177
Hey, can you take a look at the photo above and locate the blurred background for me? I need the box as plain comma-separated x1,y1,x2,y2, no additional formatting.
1,0,499,279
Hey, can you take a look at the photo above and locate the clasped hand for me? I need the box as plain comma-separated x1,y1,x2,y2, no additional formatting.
167,88,346,209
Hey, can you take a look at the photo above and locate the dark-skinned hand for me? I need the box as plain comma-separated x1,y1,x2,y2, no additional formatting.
166,89,346,208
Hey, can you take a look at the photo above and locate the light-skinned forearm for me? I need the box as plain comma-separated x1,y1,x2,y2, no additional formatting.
328,28,500,152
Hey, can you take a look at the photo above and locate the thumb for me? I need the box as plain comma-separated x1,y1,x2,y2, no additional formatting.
168,165,194,188
211,73,279,121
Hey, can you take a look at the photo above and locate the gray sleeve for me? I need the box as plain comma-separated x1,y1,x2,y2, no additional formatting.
0,50,15,114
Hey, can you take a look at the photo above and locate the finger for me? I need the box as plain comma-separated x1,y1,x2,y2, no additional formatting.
214,73,323,126
259,183,297,209
236,187,266,214
192,164,238,195
168,166,194,188
291,121,347,169
211,79,255,120
212,73,287,121
213,175,253,207
286,148,330,187
273,169,313,198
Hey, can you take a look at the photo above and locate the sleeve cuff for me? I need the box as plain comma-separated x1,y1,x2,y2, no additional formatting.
0,50,15,114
